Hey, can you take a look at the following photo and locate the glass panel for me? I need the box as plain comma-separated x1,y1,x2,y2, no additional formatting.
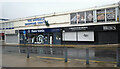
106,8,115,21
78,12,85,24
97,9,105,22
86,11,93,23
70,13,77,24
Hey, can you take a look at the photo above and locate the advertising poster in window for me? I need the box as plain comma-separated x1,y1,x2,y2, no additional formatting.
78,12,85,23
97,9,105,22
86,11,93,23
70,13,77,24
106,8,115,21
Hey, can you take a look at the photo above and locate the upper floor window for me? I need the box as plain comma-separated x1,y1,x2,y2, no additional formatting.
78,12,85,24
106,8,115,21
70,13,77,24
97,9,105,22
86,11,93,23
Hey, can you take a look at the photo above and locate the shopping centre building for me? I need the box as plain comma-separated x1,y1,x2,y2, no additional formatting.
1,2,120,45
0,18,9,41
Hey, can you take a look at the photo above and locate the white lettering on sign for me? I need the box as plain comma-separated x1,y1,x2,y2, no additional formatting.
31,30,45,33
103,26,116,30
69,27,88,30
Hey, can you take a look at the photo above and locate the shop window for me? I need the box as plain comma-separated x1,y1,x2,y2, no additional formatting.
44,35,48,41
78,12,85,24
28,33,44,44
97,9,105,22
56,33,61,40
78,31,94,41
86,11,93,23
63,32,77,41
70,13,77,24
106,8,115,22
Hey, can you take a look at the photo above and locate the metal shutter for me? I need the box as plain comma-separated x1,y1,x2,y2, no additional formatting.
6,34,19,44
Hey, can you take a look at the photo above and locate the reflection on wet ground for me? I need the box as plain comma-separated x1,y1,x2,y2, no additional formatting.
2,46,117,62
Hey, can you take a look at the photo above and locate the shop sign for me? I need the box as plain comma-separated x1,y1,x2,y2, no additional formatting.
28,29,60,33
29,29,45,33
103,25,116,31
68,27,88,31
25,18,45,26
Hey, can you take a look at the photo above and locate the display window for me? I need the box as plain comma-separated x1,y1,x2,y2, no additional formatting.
97,9,105,22
86,11,93,23
26,33,44,44
78,12,85,24
106,8,115,21
70,13,77,24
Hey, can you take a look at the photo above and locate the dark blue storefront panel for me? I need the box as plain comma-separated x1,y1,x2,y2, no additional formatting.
53,33,61,44
19,28,61,44
44,33,49,44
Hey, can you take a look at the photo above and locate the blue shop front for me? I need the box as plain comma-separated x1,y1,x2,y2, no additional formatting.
19,28,62,45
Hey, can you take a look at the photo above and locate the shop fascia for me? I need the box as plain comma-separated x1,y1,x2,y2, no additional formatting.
63,25,117,32
103,25,116,31
28,29,45,33
26,28,60,33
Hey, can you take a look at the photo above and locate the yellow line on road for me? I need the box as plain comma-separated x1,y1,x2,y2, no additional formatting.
36,56,117,64
37,56,65,60
4,43,120,48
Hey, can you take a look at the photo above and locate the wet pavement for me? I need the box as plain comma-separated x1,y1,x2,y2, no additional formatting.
2,45,119,67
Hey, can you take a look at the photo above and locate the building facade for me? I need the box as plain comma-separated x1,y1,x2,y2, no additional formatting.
1,3,120,45
0,18,9,41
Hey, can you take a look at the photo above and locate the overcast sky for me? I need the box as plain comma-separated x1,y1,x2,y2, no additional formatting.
0,0,120,19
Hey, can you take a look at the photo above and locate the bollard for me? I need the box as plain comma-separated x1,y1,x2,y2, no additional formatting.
116,47,120,67
65,46,68,62
27,47,30,58
86,48,89,65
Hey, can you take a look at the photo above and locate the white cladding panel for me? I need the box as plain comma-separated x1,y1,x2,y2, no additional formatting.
5,30,15,34
63,32,76,41
45,14,70,24
78,31,94,41
14,21,26,27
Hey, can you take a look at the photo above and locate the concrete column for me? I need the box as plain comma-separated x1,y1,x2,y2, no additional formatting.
116,47,120,67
